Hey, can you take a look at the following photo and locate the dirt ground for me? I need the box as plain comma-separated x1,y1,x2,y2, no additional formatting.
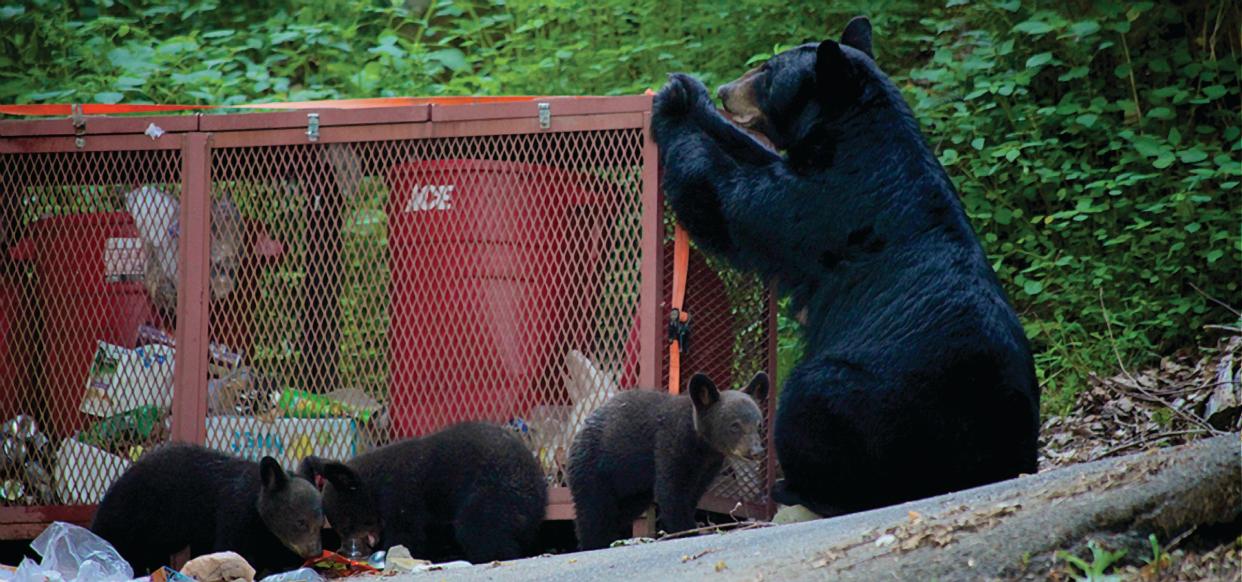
1038,332,1241,580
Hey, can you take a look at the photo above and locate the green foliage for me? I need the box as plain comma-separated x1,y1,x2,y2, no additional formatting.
1056,540,1128,582
1142,533,1171,572
0,0,1237,414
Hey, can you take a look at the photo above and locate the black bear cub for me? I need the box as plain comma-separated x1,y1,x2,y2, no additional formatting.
567,372,768,550
651,16,1040,518
298,421,546,563
91,442,323,576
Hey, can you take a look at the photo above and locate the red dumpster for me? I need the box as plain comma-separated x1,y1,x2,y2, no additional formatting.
387,160,604,437
9,213,160,438
0,273,27,421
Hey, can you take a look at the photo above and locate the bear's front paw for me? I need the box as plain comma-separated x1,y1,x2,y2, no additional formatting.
654,73,712,119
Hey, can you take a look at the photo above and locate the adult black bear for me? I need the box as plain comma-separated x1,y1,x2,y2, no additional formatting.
91,443,323,576
298,421,546,563
567,372,768,550
651,16,1039,517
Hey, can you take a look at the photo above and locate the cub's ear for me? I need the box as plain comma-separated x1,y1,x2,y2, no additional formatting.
296,455,324,480
743,372,770,403
259,457,288,491
689,372,720,412
815,40,863,107
320,462,364,493
841,16,873,58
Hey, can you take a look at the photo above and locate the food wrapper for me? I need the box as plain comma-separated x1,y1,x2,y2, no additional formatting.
150,566,196,582
302,550,379,578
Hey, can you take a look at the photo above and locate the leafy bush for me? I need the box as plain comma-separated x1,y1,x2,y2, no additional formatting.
1,0,1237,414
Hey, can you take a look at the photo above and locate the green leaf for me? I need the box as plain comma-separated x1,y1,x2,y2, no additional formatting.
971,137,986,150
1013,20,1052,35
1178,148,1208,163
1024,280,1044,295
1076,114,1099,128
1185,222,1201,233
1207,250,1224,263
1025,52,1053,68
430,49,469,72
1203,85,1227,100
1069,20,1100,37
1058,66,1088,81
93,91,124,104
1145,107,1174,120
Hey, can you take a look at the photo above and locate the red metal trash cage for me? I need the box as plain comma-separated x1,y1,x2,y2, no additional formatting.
0,96,778,538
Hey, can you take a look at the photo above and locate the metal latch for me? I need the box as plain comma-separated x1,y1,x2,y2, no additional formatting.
71,104,86,149
306,113,320,142
538,102,551,130
668,308,692,356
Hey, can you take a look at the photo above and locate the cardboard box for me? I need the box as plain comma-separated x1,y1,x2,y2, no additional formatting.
206,416,359,471
81,342,175,418
103,236,145,283
53,437,132,505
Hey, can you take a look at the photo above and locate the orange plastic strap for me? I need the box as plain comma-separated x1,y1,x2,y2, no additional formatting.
668,225,690,395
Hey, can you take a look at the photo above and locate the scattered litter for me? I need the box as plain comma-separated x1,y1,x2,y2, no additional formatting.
144,123,165,139
258,567,323,582
772,504,820,525
609,537,656,547
80,341,176,418
714,560,728,572
0,415,56,505
411,560,471,573
873,534,897,547
302,550,378,578
0,521,133,582
149,566,195,582
180,551,255,582
378,545,426,574
681,549,717,563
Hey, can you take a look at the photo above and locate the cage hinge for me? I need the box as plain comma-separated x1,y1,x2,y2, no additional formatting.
306,112,320,142
538,102,551,130
71,104,86,149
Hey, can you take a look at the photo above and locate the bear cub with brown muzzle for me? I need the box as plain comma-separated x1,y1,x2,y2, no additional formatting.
567,372,768,550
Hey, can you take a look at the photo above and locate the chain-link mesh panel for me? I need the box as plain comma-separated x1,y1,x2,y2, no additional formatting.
0,109,776,527
204,130,647,483
0,149,181,507
660,218,775,513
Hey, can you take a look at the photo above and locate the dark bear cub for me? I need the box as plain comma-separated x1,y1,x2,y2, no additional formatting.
567,372,768,550
298,421,546,564
91,442,323,576
651,16,1040,518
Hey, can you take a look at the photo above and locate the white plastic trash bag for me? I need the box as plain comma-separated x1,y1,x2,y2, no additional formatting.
1,521,134,582
257,567,324,582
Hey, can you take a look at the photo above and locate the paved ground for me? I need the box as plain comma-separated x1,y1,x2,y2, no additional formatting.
384,434,1238,582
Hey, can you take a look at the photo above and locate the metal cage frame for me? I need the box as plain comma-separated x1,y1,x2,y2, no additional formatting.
0,96,777,539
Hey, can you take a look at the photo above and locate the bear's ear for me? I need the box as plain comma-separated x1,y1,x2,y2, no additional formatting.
841,16,873,58
320,461,363,493
296,455,324,480
259,456,288,492
743,372,770,403
815,40,863,107
689,372,720,412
